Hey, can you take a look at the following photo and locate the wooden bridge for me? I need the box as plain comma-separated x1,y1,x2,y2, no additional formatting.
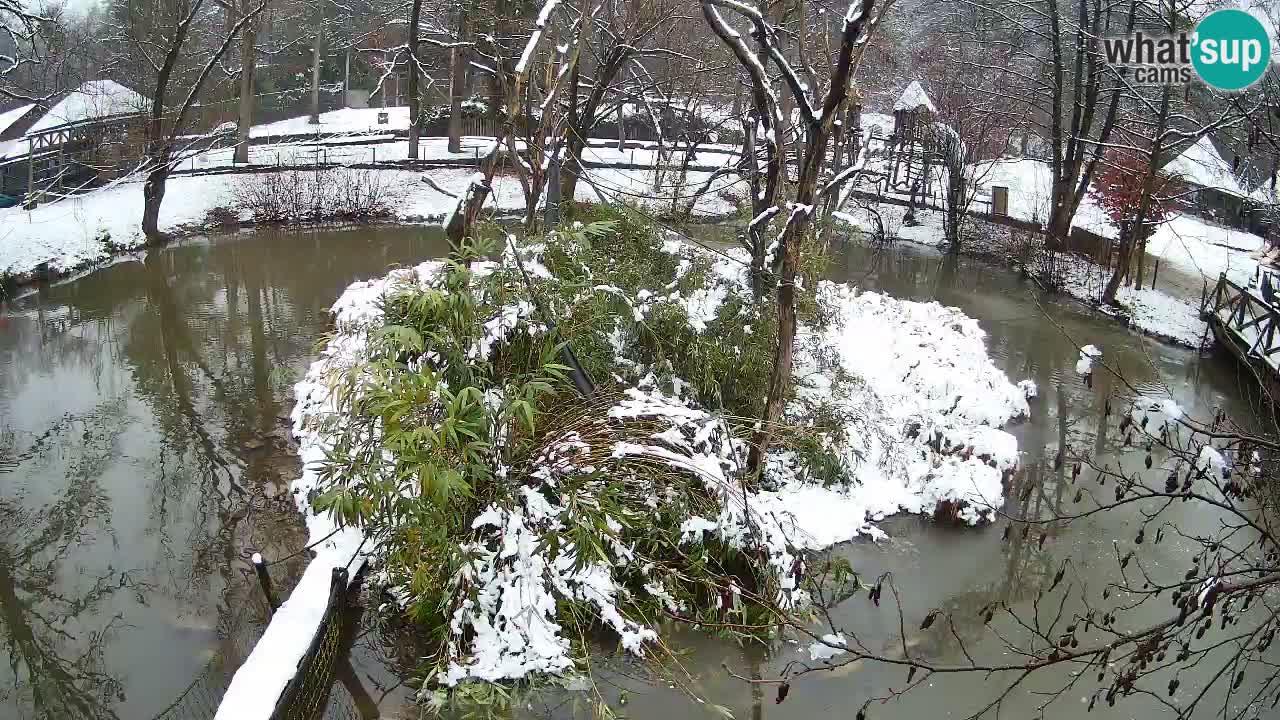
1201,273,1280,399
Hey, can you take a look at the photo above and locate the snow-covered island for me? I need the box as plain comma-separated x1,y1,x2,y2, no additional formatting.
216,208,1032,717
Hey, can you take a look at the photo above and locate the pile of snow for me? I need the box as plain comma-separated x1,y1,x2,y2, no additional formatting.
802,283,1028,525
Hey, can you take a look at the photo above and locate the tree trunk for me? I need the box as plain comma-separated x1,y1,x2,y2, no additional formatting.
616,103,626,150
234,12,256,164
1103,223,1133,304
142,164,169,241
448,48,464,152
309,6,323,125
408,0,422,159
560,134,584,206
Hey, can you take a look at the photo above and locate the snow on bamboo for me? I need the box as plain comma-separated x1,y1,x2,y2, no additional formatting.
262,229,1030,690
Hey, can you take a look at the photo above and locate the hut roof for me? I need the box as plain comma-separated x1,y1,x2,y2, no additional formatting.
25,80,148,135
893,81,936,113
1164,135,1246,198
0,104,36,137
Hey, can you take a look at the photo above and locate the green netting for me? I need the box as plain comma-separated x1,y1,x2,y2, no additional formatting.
269,567,351,720
156,566,370,720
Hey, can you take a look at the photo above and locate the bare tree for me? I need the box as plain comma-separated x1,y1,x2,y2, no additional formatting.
916,5,1027,251
556,0,681,206
441,0,567,251
0,0,54,102
108,0,268,239
703,0,889,477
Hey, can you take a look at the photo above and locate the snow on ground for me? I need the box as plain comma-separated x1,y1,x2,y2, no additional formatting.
250,106,413,138
183,133,741,173
1060,259,1208,347
832,155,1261,348
0,174,239,276
973,157,1114,236
0,153,744,280
1145,213,1263,286
834,203,947,246
974,156,1264,286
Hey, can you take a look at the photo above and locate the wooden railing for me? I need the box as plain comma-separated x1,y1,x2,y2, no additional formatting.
1205,273,1280,361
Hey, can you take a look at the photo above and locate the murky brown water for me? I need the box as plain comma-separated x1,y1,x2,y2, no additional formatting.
0,227,1267,720
0,225,450,720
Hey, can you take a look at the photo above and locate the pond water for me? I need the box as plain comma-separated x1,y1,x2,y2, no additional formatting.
0,226,1264,720
0,225,449,720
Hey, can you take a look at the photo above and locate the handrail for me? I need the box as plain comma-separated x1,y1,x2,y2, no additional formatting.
1206,272,1280,361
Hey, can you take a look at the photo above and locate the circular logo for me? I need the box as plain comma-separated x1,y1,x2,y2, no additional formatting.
1192,9,1272,90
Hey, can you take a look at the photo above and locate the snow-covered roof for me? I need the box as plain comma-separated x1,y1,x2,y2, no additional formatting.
25,80,148,135
1164,135,1247,197
0,104,35,136
893,81,936,113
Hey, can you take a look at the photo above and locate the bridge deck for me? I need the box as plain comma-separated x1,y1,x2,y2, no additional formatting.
1204,274,1280,374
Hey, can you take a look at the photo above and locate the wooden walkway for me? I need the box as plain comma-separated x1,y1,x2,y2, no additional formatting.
1202,273,1280,399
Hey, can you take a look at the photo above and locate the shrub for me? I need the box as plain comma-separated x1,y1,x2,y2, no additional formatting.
232,167,395,224
203,205,240,229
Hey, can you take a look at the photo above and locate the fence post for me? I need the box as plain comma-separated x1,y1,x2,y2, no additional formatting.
546,154,561,226
252,553,280,614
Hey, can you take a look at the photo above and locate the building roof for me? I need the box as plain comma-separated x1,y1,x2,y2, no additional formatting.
1164,135,1248,198
893,81,936,113
0,104,36,137
25,80,148,136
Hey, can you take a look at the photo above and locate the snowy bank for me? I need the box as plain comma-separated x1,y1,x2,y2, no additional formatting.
0,157,741,284
832,191,1210,349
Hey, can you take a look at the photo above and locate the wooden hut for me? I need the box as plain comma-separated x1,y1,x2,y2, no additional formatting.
891,80,936,149
1163,135,1260,232
0,80,148,201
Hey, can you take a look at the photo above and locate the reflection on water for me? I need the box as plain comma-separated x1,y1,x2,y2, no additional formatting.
0,227,1266,720
0,225,449,720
